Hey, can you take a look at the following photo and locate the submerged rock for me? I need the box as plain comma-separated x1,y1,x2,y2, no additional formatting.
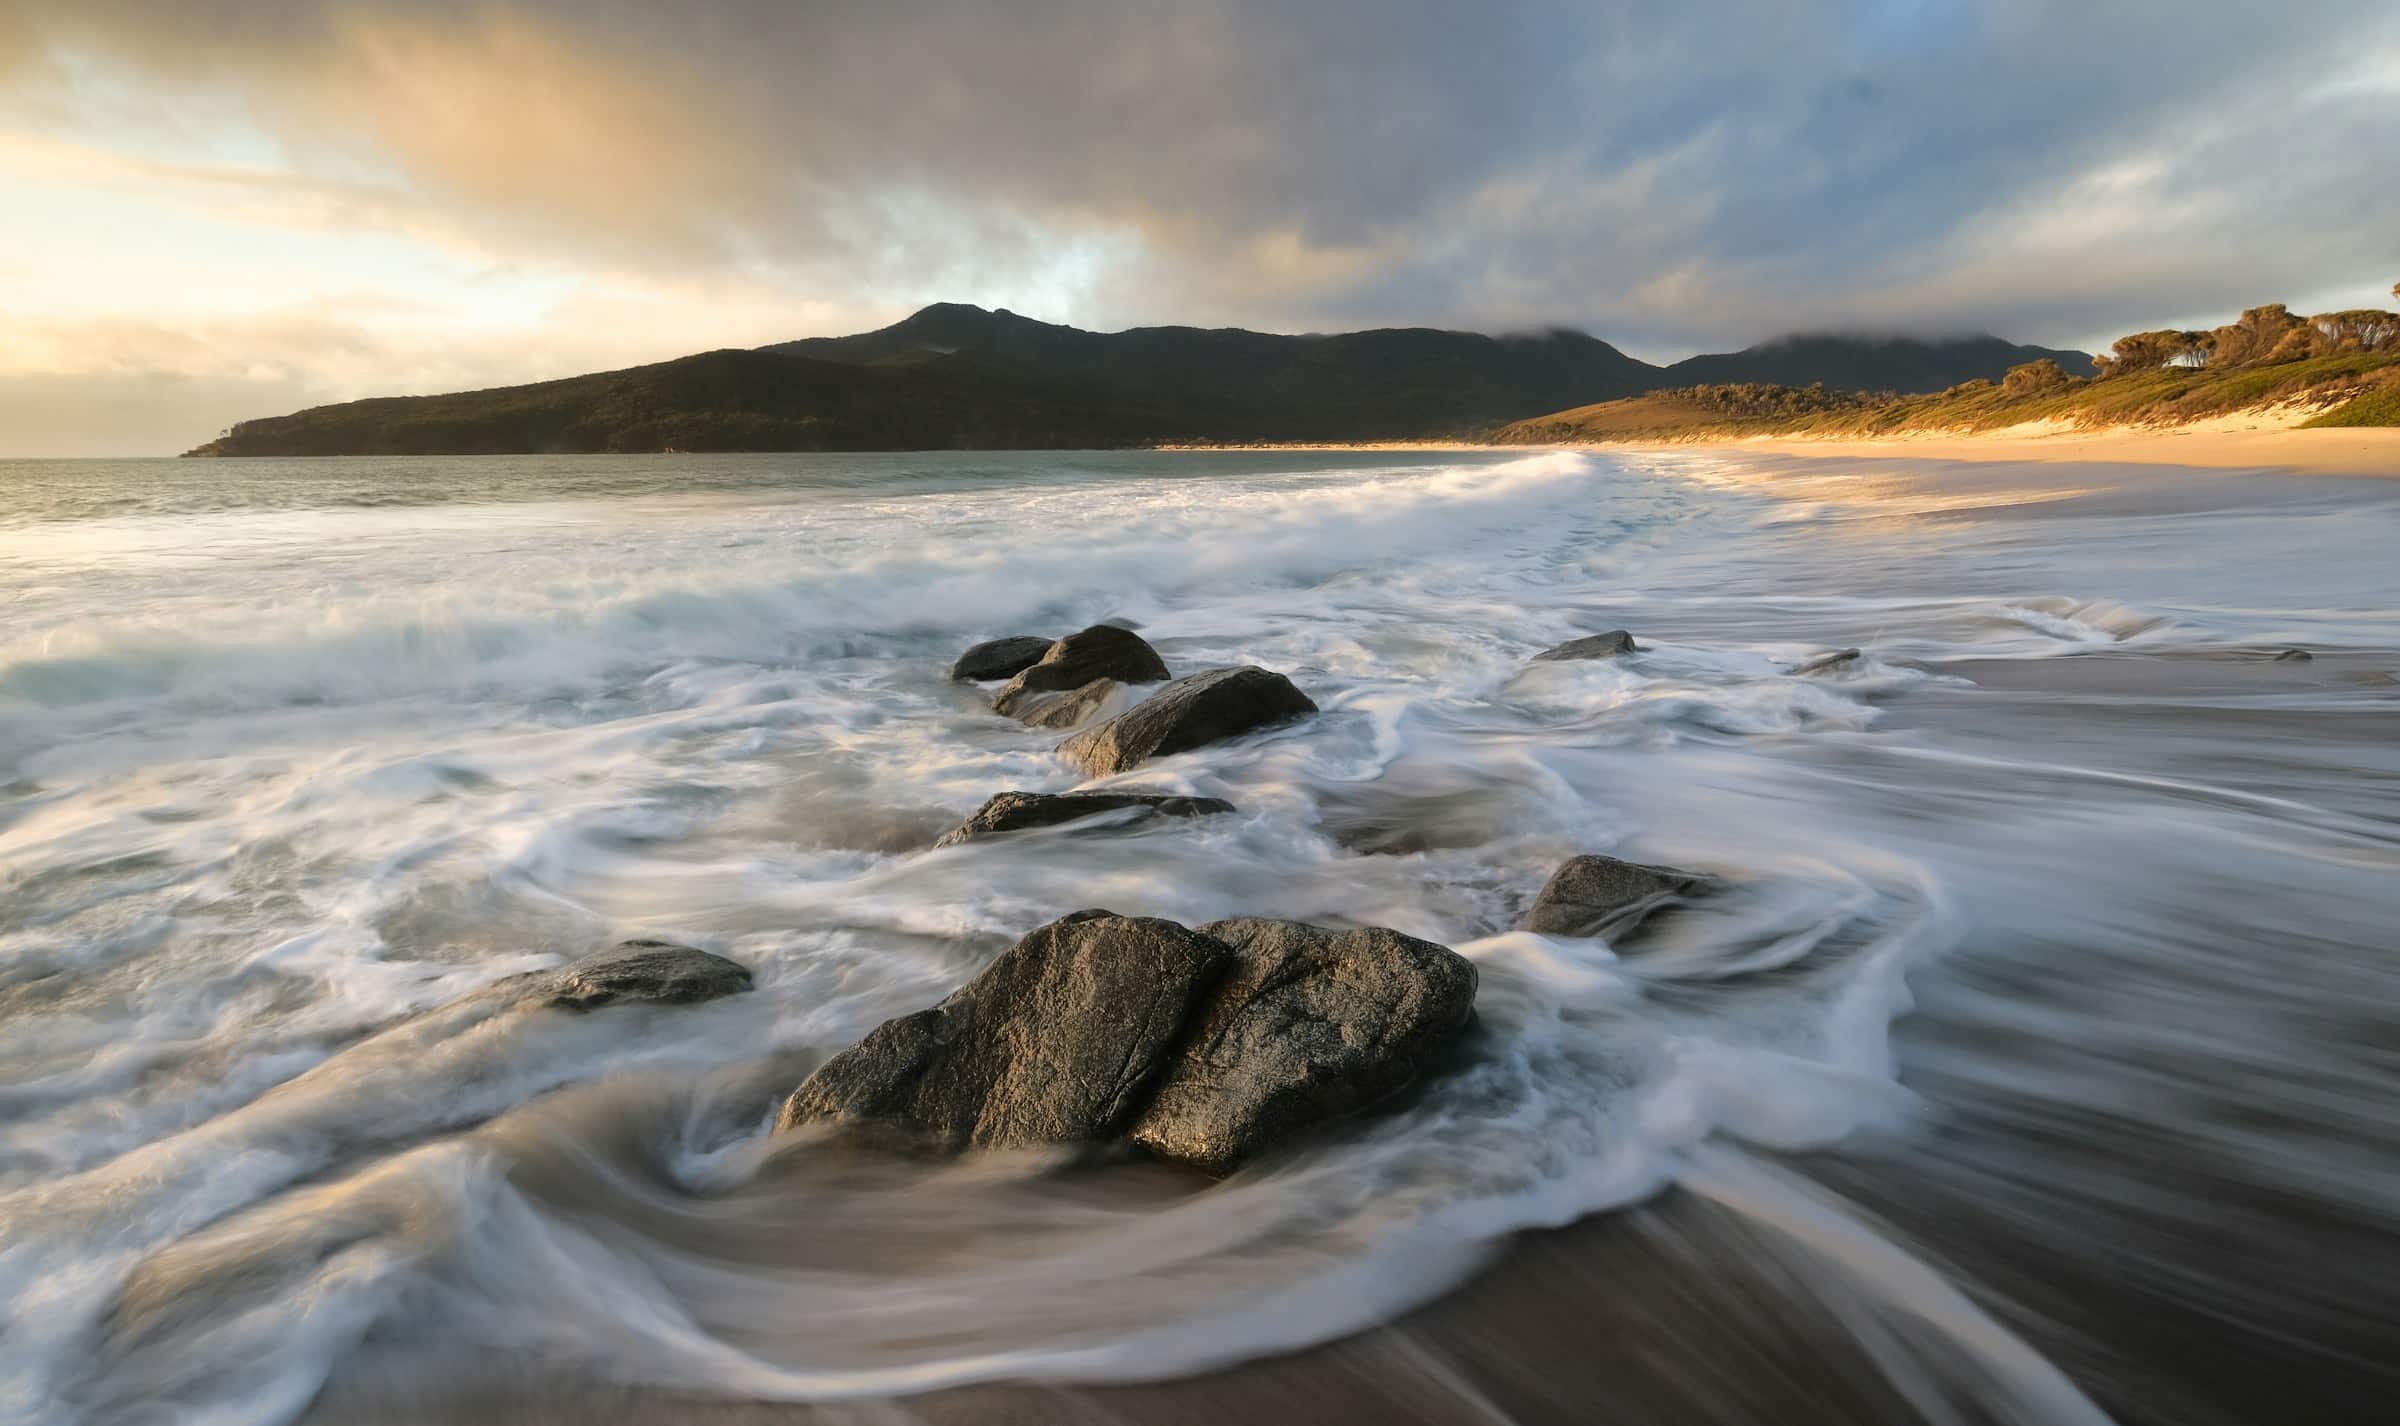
1130,919,1479,1175
1793,648,1863,676
992,625,1171,720
517,940,754,1010
1532,630,1640,661
1522,855,1712,939
1014,676,1126,730
2273,648,2314,663
1057,665,1317,776
950,635,1054,683
933,790,1237,848
775,911,1231,1150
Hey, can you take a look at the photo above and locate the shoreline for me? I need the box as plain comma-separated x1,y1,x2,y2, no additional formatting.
1611,421,2400,478
1160,422,2400,477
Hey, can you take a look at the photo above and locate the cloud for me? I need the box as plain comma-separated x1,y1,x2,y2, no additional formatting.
4,1,2399,451
0,285,905,456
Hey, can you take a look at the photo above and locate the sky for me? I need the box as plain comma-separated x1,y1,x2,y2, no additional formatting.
3,2,2397,456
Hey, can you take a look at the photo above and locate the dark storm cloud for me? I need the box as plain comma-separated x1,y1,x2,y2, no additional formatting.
10,0,2399,349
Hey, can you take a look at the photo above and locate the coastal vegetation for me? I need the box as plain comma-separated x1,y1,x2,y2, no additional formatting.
1496,294,2400,443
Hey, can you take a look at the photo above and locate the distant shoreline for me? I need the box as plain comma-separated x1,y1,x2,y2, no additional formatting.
1617,422,2400,478
1158,422,2400,477
1147,440,1496,452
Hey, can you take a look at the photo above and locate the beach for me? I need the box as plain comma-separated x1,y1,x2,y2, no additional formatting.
4,448,2394,1426
1175,420,2400,479
1652,419,2400,478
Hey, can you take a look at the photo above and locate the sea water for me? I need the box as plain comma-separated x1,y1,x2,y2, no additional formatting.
1,449,2394,1424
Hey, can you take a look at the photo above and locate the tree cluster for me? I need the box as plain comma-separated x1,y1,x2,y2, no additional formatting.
1660,382,1887,419
2091,293,2400,379
2000,358,2073,395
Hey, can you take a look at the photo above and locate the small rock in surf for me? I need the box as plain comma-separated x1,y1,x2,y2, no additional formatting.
1057,665,1317,776
1793,647,1863,676
932,790,1236,848
950,635,1055,682
992,625,1171,722
520,940,754,1011
1522,855,1713,939
1532,630,1640,661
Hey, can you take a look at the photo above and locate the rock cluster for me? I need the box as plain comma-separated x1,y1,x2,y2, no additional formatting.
953,627,1319,768
745,630,1751,1176
777,910,1477,1173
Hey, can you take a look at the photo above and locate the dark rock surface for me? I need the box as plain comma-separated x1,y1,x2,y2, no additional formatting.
950,635,1054,682
775,911,1231,1150
1014,677,1124,730
1057,665,1317,776
1793,648,1863,676
933,791,1237,848
992,625,1171,720
517,940,755,1010
1130,919,1479,1175
1522,855,1712,938
776,908,1484,1173
1532,630,1640,662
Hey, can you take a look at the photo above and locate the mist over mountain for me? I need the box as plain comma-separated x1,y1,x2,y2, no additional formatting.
187,306,2089,456
1665,333,2095,392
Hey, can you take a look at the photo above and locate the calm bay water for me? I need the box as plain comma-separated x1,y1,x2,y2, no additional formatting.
1,449,2395,1425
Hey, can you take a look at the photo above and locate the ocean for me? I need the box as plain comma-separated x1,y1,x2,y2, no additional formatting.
2,448,2395,1425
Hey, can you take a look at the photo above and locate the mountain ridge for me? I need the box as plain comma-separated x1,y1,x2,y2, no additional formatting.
186,305,2090,456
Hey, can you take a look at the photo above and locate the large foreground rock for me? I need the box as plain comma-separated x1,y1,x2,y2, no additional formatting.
933,791,1236,848
1522,855,1711,938
950,635,1054,682
1057,665,1317,776
775,911,1230,1150
1532,630,1640,662
1129,919,1479,1175
992,625,1171,720
777,909,1480,1173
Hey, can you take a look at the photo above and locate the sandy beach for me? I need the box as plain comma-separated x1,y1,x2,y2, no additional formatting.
1172,420,2400,478
1645,419,2400,478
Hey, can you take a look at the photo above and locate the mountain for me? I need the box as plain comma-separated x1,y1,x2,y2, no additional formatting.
1663,333,2096,390
181,347,1198,459
184,305,2090,455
